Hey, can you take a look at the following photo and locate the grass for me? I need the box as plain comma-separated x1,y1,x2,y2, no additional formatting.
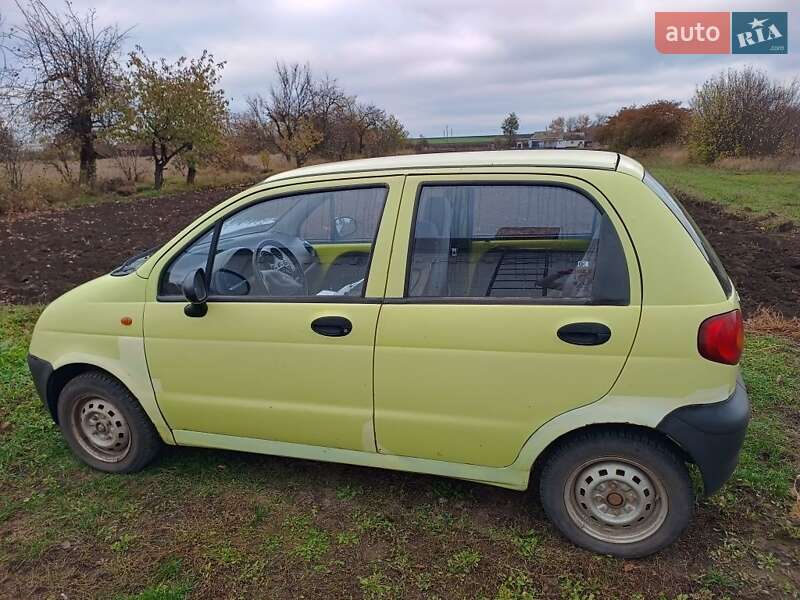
0,304,798,598
0,154,279,216
647,164,800,223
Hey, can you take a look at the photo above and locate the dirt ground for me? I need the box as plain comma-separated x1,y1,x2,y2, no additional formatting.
0,186,242,305
678,194,800,317
0,186,798,316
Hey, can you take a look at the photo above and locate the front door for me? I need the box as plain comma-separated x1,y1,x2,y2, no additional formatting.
374,175,641,467
144,177,402,452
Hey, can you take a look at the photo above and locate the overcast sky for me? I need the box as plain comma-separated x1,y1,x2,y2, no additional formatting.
5,0,799,136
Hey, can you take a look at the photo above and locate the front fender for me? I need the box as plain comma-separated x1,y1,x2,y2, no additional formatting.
28,274,175,444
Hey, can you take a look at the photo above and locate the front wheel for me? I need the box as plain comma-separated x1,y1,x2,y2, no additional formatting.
539,429,694,558
57,372,162,473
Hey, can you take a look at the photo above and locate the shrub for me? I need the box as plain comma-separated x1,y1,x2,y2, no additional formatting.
688,66,800,163
594,101,689,152
0,179,78,215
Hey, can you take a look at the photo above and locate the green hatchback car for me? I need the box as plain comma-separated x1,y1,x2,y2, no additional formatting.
28,150,748,557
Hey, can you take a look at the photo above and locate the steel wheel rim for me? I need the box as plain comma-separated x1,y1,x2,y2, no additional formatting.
564,456,668,544
71,396,131,463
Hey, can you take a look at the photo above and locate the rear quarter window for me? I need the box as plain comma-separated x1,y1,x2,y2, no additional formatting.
643,172,733,298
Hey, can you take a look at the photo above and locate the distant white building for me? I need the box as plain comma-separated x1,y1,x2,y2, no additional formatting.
515,130,590,150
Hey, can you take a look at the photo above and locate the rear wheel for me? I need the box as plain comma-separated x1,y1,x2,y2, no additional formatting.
57,372,161,473
539,428,693,558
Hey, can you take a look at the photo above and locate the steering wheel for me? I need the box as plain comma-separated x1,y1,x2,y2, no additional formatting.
252,239,308,296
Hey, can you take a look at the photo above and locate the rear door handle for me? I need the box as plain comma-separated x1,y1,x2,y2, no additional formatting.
557,322,611,346
311,316,352,337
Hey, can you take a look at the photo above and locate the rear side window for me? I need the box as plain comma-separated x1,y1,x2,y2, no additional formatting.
643,172,733,297
406,184,629,304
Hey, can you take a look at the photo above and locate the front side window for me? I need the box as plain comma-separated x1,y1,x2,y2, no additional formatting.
406,184,629,303
160,230,213,297
299,190,386,243
160,187,387,299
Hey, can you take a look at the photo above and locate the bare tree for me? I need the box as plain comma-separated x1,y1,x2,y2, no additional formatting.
112,145,143,183
548,116,565,134
350,102,384,154
246,61,407,164
11,1,128,188
564,114,591,133
248,62,321,167
41,132,77,185
0,117,25,189
311,75,347,151
0,13,15,109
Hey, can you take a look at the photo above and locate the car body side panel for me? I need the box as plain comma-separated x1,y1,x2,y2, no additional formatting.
582,171,738,404
27,274,175,443
374,304,641,466
585,171,728,307
141,176,404,451
28,163,743,491
374,173,644,467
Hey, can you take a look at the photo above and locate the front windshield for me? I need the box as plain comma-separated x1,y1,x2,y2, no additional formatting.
110,245,162,276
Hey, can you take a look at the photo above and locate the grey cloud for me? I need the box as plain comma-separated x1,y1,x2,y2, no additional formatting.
6,0,799,135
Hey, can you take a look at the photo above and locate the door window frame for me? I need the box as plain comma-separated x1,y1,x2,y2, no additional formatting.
153,179,397,304
388,176,636,306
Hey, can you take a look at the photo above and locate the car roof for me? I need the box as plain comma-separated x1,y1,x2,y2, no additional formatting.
264,150,645,183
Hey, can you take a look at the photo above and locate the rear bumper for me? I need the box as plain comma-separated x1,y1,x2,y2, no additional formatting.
657,376,750,496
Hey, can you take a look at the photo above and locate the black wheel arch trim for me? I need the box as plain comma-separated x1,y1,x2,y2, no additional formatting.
28,355,102,424
27,353,53,417
656,376,750,496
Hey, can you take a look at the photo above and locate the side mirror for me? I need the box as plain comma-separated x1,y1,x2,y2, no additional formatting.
182,268,208,317
334,216,357,239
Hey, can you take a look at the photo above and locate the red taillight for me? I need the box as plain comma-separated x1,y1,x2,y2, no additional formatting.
698,309,744,365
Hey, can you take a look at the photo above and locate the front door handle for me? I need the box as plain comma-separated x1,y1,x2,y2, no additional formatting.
557,322,611,346
311,316,352,337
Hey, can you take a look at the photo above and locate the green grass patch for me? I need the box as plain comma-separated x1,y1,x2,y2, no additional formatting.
496,570,538,600
114,582,193,600
0,305,68,479
447,548,481,574
648,165,800,223
512,529,541,560
1,304,798,598
734,335,800,498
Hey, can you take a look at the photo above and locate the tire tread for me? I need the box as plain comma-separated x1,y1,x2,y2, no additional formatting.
58,371,162,473
538,426,693,558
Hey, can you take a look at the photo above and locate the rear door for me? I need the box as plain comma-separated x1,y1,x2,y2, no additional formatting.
373,174,641,467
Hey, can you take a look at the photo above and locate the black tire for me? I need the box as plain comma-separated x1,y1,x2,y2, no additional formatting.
57,371,162,473
538,428,693,558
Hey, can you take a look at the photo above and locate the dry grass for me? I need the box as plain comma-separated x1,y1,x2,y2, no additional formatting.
0,153,280,217
792,476,800,520
22,153,283,186
1,150,371,217
629,144,689,166
746,306,800,343
630,145,800,172
715,155,800,172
